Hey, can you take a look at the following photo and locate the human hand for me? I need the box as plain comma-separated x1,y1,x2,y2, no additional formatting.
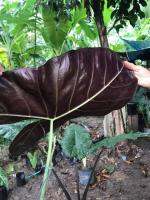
123,61,150,89
0,64,4,75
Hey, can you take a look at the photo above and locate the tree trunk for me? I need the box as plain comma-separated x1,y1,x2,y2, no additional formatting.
92,0,126,137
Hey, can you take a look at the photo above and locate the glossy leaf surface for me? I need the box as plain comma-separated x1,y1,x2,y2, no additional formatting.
0,48,137,157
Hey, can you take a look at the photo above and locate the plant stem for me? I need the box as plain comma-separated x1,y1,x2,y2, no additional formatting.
82,157,87,169
40,119,54,200
82,148,104,200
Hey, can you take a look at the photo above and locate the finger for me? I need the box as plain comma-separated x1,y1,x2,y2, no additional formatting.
123,61,138,71
0,65,4,75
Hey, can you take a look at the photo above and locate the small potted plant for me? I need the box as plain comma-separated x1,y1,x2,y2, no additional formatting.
16,151,44,187
60,123,96,185
27,151,44,175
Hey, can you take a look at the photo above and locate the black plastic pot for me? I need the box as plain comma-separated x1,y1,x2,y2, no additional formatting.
78,168,95,186
16,172,26,186
0,186,8,200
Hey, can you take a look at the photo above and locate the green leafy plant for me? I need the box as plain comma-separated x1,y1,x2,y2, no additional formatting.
27,151,38,169
60,124,91,161
90,131,147,151
0,119,38,141
60,123,148,160
133,88,150,128
5,163,14,176
0,167,8,188
60,123,92,168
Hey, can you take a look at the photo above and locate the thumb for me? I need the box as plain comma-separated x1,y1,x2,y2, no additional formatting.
0,65,4,75
123,61,138,71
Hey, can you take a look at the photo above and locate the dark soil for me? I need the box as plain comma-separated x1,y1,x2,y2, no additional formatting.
7,137,150,200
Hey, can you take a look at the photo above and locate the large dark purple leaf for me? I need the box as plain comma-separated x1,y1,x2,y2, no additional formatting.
0,48,137,157
9,117,71,158
9,120,49,158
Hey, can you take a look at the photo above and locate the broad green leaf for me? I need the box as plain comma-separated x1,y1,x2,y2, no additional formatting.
71,4,86,25
11,33,27,53
0,167,8,188
60,124,92,160
12,0,36,36
103,0,112,26
0,120,38,141
42,5,71,52
79,20,97,40
143,0,150,18
27,151,38,169
90,132,148,154
0,47,9,66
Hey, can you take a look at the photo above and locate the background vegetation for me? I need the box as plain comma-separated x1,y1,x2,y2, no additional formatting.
0,0,149,70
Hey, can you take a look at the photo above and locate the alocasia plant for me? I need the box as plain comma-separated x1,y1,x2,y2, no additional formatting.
0,47,137,158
